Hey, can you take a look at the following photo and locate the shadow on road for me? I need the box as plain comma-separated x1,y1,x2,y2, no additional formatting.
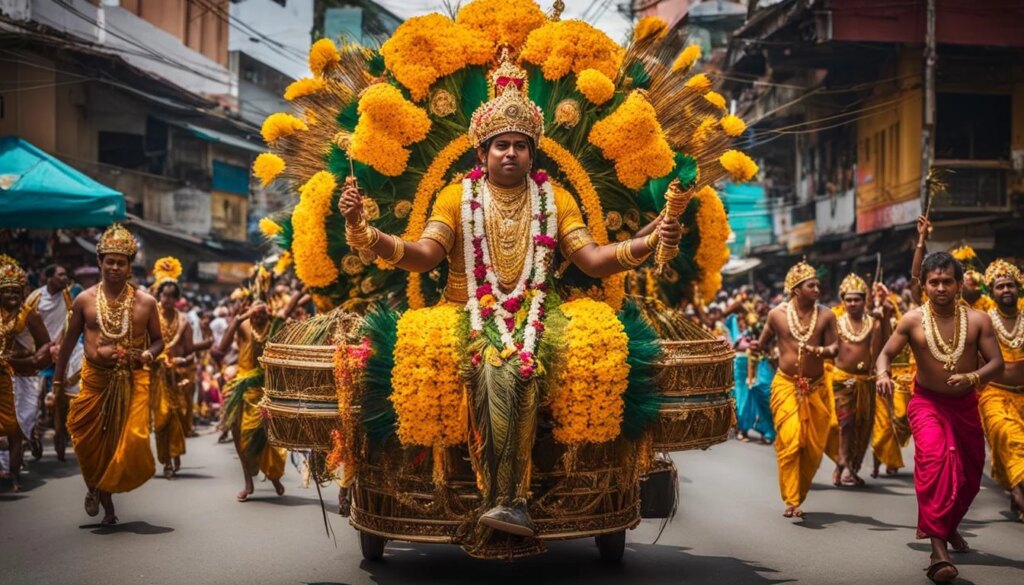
79,521,174,535
348,541,792,585
12,455,82,492
807,482,914,497
907,542,1024,572
794,512,916,532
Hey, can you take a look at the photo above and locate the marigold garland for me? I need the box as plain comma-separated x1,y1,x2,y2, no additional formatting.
253,153,286,187
258,217,282,238
672,45,701,73
291,171,339,287
272,251,292,276
694,186,730,303
350,84,432,177
309,38,340,77
330,338,372,480
720,114,746,137
284,77,325,101
576,68,615,105
381,14,492,101
550,298,629,444
720,149,759,182
261,113,308,144
521,20,625,81
633,16,668,41
455,0,547,49
588,92,675,189
391,306,466,446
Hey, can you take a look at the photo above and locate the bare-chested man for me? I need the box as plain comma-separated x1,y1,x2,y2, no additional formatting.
827,273,893,487
877,252,1003,584
755,261,838,518
0,255,51,492
977,259,1024,523
53,225,163,525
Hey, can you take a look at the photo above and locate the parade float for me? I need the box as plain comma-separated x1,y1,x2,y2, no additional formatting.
251,0,754,561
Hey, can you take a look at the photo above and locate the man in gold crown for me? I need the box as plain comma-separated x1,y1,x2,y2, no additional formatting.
977,259,1024,522
337,54,683,536
826,273,893,488
150,257,212,479
0,255,52,492
753,261,837,518
53,224,163,524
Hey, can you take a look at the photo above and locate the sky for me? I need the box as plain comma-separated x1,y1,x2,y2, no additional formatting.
375,0,635,44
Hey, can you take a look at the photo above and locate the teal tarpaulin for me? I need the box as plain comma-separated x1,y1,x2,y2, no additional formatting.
0,136,125,228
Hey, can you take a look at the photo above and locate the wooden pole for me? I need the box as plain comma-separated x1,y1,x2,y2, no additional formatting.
919,0,937,215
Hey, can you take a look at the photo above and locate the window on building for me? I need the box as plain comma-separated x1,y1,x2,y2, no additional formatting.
935,93,1011,160
98,131,147,170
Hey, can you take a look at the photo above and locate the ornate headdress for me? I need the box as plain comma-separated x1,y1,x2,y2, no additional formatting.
785,261,817,291
97,224,138,257
0,254,27,289
468,49,544,147
984,259,1023,288
839,273,868,298
152,256,183,291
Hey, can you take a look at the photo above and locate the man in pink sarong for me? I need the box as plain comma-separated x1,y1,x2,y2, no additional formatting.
877,251,1003,584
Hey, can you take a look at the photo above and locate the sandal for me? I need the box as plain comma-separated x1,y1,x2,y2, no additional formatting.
925,560,958,583
84,492,100,517
100,514,118,526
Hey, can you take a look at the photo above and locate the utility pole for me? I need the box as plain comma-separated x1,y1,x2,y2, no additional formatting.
919,0,937,209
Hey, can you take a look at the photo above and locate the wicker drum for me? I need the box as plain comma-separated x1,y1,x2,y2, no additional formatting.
652,338,735,451
259,343,340,451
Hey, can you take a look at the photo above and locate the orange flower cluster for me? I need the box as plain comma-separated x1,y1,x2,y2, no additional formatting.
252,153,285,187
455,0,547,49
588,92,674,189
633,16,668,41
719,150,759,182
550,298,629,444
330,338,372,481
521,20,624,81
694,186,730,303
261,113,308,144
720,114,746,137
291,171,339,287
349,84,432,176
284,77,325,101
381,14,492,101
258,217,282,238
391,306,466,446
672,45,701,73
309,38,340,77
575,68,615,105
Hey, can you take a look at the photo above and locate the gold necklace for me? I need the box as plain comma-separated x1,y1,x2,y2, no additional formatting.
483,181,532,291
251,319,272,344
158,309,182,354
786,300,818,345
487,179,527,202
837,313,873,344
96,283,134,343
989,307,1023,349
921,301,967,372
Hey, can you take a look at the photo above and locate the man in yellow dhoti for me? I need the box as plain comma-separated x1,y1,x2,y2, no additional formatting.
755,261,838,518
826,274,894,487
0,255,51,492
53,225,163,524
978,259,1024,522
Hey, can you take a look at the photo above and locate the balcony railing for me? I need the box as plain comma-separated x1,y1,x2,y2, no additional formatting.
931,160,1010,211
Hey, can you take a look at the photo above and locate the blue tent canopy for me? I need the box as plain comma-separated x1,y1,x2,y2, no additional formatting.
0,136,125,228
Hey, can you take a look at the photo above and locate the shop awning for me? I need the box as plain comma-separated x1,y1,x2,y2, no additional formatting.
0,136,125,228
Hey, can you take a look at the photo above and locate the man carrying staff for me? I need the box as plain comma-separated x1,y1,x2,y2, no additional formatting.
53,225,163,525
828,273,893,487
877,252,1003,584
755,261,838,519
977,259,1024,523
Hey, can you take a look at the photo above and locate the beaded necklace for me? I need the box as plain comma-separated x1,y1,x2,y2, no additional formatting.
837,313,873,344
921,301,967,372
989,307,1023,350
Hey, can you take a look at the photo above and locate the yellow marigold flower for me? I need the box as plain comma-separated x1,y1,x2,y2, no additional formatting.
381,14,492,101
521,20,625,81
720,114,746,137
704,91,726,110
349,84,432,177
252,153,285,187
479,294,496,308
576,68,615,105
951,245,976,262
685,73,712,93
394,200,413,219
309,38,340,77
391,306,465,446
695,185,730,303
261,113,308,144
672,45,701,73
258,217,282,238
291,171,339,287
633,16,668,41
588,92,675,189
720,150,759,182
272,251,292,276
283,77,325,101
455,0,547,49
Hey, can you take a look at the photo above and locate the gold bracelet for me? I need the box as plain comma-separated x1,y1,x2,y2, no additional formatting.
381,235,406,265
967,372,980,387
615,240,643,269
346,219,376,250
644,231,658,253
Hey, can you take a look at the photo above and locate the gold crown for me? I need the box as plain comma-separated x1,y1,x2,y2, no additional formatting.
839,273,868,298
468,49,544,147
785,261,817,291
984,259,1022,288
0,254,26,289
97,224,138,257
152,256,183,290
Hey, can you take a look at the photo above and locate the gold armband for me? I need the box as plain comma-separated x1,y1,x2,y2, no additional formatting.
615,240,645,269
559,227,595,259
421,221,455,254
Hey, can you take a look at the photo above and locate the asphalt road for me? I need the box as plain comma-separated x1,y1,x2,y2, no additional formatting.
1,427,1022,585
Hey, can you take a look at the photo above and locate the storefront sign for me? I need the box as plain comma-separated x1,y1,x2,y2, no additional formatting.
856,197,920,233
198,262,252,284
